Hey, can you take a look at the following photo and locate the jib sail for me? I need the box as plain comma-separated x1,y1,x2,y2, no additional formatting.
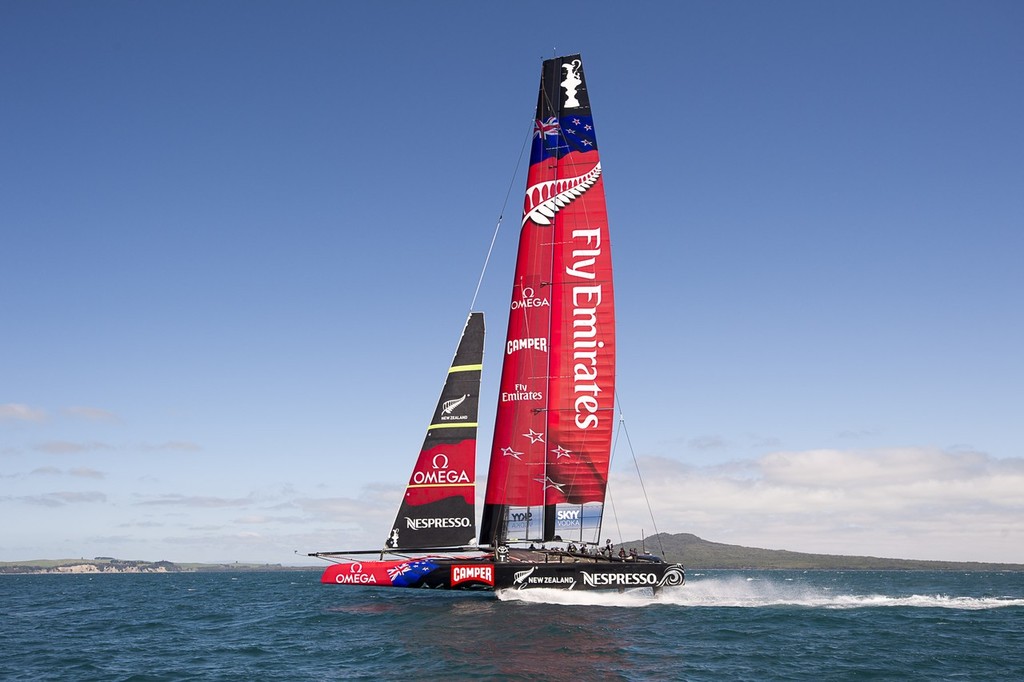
386,312,484,550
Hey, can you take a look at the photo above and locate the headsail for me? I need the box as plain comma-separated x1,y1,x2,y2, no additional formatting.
480,55,615,546
387,312,484,550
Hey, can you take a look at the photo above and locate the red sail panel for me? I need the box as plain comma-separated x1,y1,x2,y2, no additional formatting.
481,202,552,516
387,312,484,550
481,54,613,546
545,152,615,507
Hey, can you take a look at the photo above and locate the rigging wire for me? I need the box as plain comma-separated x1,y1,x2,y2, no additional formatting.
614,392,667,559
468,116,535,312
606,416,625,548
474,113,536,545
621,417,666,559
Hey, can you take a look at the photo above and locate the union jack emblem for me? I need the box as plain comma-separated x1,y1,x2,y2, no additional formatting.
534,117,559,138
387,563,412,580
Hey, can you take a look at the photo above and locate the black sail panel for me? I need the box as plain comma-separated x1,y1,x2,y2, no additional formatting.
387,312,484,550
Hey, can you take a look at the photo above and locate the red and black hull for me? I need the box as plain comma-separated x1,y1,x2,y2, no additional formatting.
320,552,685,593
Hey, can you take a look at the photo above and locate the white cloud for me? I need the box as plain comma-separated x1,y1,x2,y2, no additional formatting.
758,447,989,486
4,448,1020,566
28,441,200,455
64,406,119,422
14,491,108,507
70,467,105,479
235,515,272,524
234,514,307,526
0,403,46,422
292,485,403,550
688,435,728,451
33,441,114,454
21,466,104,479
610,447,1024,563
134,494,255,508
137,441,202,452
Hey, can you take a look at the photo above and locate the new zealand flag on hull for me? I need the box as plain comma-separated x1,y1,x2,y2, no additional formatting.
387,559,439,587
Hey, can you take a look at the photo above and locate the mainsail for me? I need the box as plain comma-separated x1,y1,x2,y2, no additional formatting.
480,55,615,546
386,312,484,550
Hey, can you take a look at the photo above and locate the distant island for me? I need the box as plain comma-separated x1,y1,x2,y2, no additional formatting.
3,534,1022,574
641,533,1024,571
0,557,304,575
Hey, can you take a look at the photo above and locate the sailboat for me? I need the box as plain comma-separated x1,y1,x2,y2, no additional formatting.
311,54,685,593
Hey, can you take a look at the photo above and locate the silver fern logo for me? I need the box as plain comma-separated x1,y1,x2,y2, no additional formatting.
442,394,468,415
522,163,601,226
513,567,536,587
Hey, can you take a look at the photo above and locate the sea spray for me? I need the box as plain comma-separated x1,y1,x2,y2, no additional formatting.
498,572,1024,609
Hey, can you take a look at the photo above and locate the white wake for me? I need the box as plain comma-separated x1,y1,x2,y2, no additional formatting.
496,576,1024,610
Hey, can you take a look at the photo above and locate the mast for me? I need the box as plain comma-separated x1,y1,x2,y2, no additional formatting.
386,312,484,550
481,54,615,547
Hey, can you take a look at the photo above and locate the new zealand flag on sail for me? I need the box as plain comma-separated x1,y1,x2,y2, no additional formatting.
530,115,599,164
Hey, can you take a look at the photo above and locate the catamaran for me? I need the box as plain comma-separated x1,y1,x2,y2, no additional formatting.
310,54,685,593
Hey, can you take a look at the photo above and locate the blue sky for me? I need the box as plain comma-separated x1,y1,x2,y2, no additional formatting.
2,1,1022,564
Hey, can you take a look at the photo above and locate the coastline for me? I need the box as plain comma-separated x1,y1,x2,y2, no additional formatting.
0,559,309,575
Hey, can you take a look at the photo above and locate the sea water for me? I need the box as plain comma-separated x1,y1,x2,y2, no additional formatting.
2,570,1022,680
